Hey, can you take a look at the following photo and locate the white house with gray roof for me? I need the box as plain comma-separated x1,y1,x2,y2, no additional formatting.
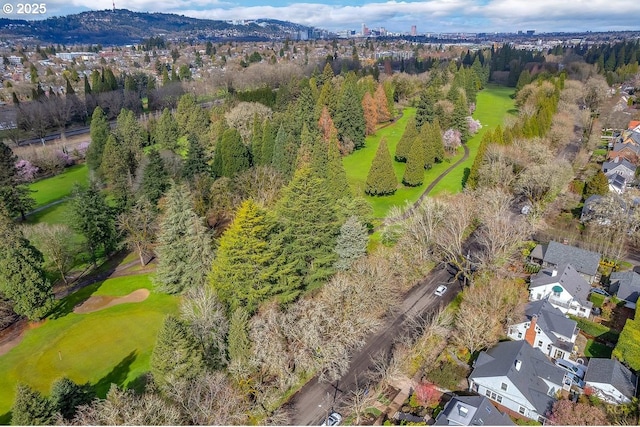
529,264,593,318
584,358,638,404
434,395,515,426
609,271,640,309
507,300,578,360
469,341,569,423
529,241,601,284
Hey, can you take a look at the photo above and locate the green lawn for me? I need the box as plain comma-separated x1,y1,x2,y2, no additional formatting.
29,164,89,208
343,85,516,218
0,274,179,417
585,339,613,358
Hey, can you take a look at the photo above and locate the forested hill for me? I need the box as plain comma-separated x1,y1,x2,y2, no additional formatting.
0,10,314,45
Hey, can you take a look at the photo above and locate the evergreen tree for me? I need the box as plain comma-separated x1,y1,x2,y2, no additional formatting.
153,108,179,150
465,131,492,189
86,106,109,173
452,91,470,143
11,384,56,426
516,69,532,92
362,91,378,135
394,116,418,162
335,78,366,151
114,108,144,174
250,114,263,166
402,137,425,187
271,125,297,179
210,200,279,313
365,138,397,196
69,183,117,266
334,216,368,271
415,86,438,129
151,315,205,393
140,150,169,205
0,141,34,220
154,184,213,294
100,134,132,210
274,167,340,291
49,377,95,421
182,135,209,181
427,119,445,164
227,307,252,368
584,170,609,199
326,131,352,200
260,119,276,168
0,208,53,320
213,128,250,178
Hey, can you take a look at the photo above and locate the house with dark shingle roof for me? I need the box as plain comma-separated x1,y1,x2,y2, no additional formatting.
529,263,593,318
609,271,640,309
507,300,578,361
529,240,601,284
434,395,515,426
584,358,638,404
469,341,569,423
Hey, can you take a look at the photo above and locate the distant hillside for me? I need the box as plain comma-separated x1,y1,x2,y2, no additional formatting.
0,9,315,45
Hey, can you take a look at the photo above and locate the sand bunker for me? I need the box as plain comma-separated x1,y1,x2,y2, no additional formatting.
73,289,150,314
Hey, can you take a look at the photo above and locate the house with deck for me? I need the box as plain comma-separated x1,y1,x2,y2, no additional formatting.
528,263,593,318
529,240,601,284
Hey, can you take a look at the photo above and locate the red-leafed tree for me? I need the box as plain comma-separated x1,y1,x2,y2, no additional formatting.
318,106,338,143
547,400,607,426
362,92,378,136
375,84,391,123
415,382,441,407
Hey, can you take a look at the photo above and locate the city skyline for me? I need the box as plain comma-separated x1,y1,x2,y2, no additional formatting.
10,0,640,34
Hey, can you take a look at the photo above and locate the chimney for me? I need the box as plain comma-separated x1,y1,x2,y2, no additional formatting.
551,268,558,277
525,315,537,347
515,360,522,371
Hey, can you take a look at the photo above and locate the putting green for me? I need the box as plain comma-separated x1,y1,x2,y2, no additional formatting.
0,274,179,417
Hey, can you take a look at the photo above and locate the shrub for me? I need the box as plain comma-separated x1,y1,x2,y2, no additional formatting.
613,316,640,370
425,361,468,390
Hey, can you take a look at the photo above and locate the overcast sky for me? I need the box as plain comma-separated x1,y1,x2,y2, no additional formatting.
38,0,640,33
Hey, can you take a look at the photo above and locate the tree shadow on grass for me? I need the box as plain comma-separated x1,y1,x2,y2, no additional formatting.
0,411,11,425
48,249,131,320
48,280,104,320
93,351,137,398
507,108,519,115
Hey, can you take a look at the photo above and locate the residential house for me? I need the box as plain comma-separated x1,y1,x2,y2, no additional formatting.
584,358,638,404
507,300,578,360
607,143,640,164
628,120,640,134
529,240,601,284
528,263,593,318
609,271,640,309
609,173,629,194
602,158,636,194
622,130,640,146
468,340,569,423
434,395,515,426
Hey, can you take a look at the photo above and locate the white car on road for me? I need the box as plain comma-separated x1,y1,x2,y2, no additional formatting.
434,285,448,296
322,412,342,426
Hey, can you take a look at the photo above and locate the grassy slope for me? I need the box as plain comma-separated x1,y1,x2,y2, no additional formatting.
0,274,179,415
343,85,515,218
29,164,89,208
430,85,516,196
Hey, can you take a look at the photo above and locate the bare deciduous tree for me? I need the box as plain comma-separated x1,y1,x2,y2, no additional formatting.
116,198,158,266
22,223,75,284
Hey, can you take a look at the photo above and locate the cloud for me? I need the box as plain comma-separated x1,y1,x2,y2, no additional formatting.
39,0,640,33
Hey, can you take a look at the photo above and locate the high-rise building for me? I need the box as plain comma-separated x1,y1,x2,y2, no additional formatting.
411,25,417,36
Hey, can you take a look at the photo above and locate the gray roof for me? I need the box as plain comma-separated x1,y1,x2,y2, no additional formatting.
542,241,601,277
609,173,628,191
530,244,545,261
584,358,637,399
612,142,640,154
470,341,566,415
434,395,515,426
610,271,640,304
530,263,592,306
603,159,637,175
525,300,577,341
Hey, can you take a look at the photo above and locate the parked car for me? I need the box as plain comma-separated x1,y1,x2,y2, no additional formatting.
322,412,342,426
564,371,586,389
555,358,587,379
590,288,610,297
434,285,448,296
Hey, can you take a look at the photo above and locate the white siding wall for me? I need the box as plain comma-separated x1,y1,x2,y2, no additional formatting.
586,381,633,405
529,284,589,318
470,377,539,421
